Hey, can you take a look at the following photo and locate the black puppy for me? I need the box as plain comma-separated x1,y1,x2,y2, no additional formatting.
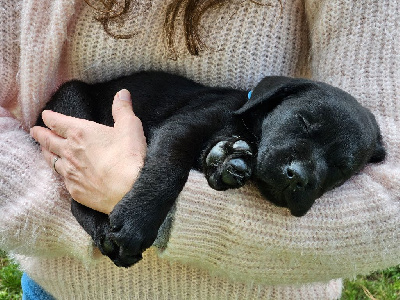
37,71,385,267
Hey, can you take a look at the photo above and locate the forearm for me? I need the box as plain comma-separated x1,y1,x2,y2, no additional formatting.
159,164,399,285
0,116,94,261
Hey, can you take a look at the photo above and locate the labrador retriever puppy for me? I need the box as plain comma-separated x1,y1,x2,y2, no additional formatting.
37,71,385,267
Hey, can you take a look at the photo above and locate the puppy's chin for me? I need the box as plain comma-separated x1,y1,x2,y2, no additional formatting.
284,191,318,217
285,201,314,217
256,181,317,217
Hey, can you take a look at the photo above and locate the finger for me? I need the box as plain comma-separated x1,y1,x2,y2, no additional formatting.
41,147,64,176
112,90,146,145
112,89,136,124
30,125,66,156
40,146,55,168
41,110,85,138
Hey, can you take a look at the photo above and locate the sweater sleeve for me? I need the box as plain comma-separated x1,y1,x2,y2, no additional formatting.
158,0,400,285
0,0,95,262
0,115,95,261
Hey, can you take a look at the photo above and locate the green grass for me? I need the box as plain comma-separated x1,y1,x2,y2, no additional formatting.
342,266,400,300
0,250,22,300
0,249,398,299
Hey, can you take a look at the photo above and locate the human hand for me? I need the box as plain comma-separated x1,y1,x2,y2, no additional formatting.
30,89,147,214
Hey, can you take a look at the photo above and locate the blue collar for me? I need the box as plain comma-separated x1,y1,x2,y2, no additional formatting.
248,90,253,100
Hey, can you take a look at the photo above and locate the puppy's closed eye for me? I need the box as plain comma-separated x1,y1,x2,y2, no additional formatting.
297,114,311,134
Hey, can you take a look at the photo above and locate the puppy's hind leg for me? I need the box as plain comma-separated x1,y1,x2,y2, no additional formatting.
39,81,129,262
37,80,96,126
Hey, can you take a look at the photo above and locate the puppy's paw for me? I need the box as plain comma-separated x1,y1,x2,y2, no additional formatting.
100,207,159,268
69,200,134,264
100,234,143,268
205,138,253,190
80,219,138,267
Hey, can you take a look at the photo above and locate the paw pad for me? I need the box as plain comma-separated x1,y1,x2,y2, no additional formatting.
205,139,253,190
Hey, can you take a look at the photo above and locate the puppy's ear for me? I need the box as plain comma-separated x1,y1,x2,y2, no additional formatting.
369,134,386,163
235,76,318,116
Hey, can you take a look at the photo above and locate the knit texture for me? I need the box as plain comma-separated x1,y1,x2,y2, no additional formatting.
0,0,399,299
14,249,343,300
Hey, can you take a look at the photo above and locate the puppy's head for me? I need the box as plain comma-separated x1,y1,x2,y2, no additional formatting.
237,77,385,217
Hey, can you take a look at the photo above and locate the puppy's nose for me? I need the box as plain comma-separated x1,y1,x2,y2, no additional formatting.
285,162,309,189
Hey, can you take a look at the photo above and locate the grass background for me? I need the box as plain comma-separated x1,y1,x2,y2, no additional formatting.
0,251,22,300
0,249,398,299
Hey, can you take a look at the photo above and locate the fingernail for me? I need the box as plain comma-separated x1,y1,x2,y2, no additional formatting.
118,89,131,101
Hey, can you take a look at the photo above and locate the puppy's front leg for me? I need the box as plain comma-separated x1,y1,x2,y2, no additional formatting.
103,119,216,267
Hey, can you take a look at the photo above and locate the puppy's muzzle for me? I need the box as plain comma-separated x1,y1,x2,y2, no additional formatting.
284,161,309,192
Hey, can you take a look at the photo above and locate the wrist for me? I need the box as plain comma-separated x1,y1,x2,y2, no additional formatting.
104,157,143,214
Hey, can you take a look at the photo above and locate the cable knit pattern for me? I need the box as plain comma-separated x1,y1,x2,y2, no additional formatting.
0,0,398,299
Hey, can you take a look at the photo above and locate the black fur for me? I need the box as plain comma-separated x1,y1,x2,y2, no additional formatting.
37,71,385,267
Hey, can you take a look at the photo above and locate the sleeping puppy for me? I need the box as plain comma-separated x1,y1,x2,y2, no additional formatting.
37,71,385,267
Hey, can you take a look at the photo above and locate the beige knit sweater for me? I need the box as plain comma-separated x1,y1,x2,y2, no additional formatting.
0,0,399,299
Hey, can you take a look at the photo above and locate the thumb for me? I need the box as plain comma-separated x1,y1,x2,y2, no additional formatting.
112,90,144,141
112,89,135,124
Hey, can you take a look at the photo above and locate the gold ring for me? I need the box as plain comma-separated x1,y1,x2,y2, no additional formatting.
53,156,60,174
